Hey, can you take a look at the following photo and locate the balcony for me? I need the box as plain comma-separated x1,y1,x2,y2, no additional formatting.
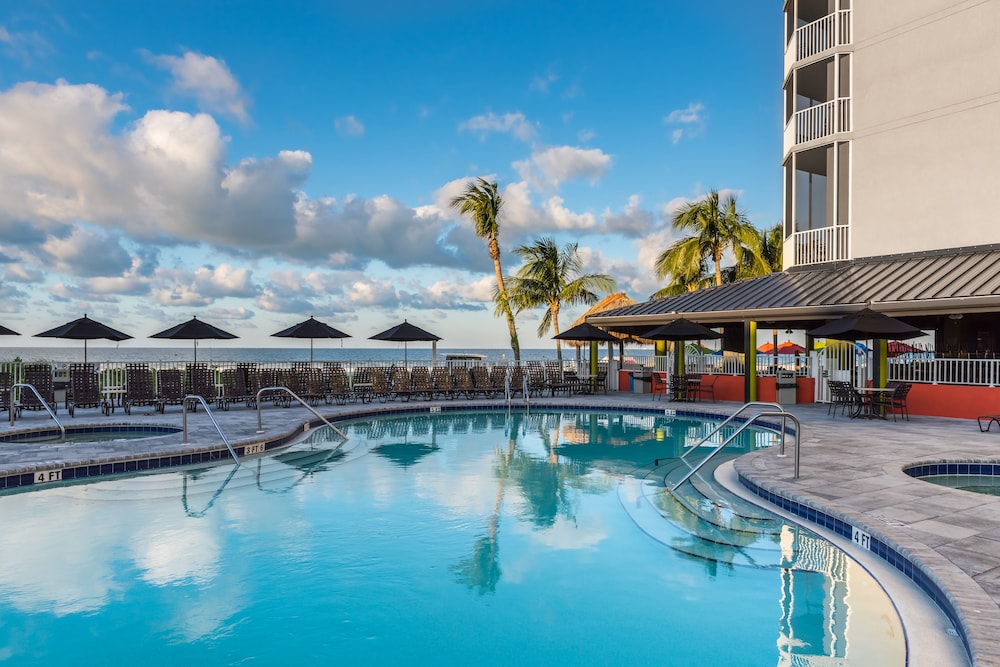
794,97,851,144
798,9,851,61
793,226,850,266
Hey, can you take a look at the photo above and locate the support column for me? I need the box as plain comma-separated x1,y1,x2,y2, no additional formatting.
876,339,887,388
745,321,758,402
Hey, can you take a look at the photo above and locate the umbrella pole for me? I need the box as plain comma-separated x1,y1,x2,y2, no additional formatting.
194,339,198,364
310,338,314,363
84,340,88,365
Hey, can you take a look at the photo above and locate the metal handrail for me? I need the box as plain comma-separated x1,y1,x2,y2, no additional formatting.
670,410,801,491
677,401,784,460
9,383,65,440
183,395,240,465
254,386,348,441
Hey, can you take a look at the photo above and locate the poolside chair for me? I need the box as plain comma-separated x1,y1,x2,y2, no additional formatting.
872,382,912,421
650,372,669,400
389,366,413,401
470,366,495,397
431,366,456,399
669,375,689,402
507,365,526,398
490,364,508,396
687,373,715,402
20,363,57,415
453,367,476,399
259,366,289,407
410,366,434,400
67,363,109,417
526,363,547,397
124,364,163,415
156,369,186,411
0,369,11,413
368,367,392,402
186,363,225,410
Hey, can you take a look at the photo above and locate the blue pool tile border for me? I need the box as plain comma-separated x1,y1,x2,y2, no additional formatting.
737,471,971,664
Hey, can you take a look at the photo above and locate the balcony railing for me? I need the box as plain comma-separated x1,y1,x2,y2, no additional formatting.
795,9,851,61
794,97,851,144
792,226,850,266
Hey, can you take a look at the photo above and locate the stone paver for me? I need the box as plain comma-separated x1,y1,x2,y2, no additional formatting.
3,393,999,664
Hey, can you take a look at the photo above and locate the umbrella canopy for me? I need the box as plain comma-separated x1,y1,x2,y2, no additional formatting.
369,320,441,365
149,316,238,363
758,341,806,355
0,324,20,336
887,340,923,357
553,322,618,342
35,314,132,363
807,308,924,341
641,318,723,341
272,316,351,362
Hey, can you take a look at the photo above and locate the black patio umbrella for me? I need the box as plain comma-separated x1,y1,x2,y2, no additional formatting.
642,318,723,377
35,314,132,363
369,320,441,366
0,323,19,336
272,316,351,362
553,322,618,342
641,318,723,342
373,442,441,469
149,316,238,363
806,308,924,341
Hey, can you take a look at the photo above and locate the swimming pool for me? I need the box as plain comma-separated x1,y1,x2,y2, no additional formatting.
0,424,181,443
905,462,1000,496
0,409,905,665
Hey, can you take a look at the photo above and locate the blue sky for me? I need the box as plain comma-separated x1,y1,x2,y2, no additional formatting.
0,1,783,350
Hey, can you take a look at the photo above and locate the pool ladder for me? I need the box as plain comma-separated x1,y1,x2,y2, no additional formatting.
254,386,348,441
660,401,801,492
8,383,66,440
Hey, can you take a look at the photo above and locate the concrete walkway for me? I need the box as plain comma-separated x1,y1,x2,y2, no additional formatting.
2,393,999,664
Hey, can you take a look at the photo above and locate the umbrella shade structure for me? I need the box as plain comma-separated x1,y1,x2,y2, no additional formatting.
807,308,924,341
369,320,441,365
272,316,351,362
758,341,806,355
553,322,618,342
641,318,723,342
0,323,20,336
35,314,132,363
887,340,923,357
149,316,238,363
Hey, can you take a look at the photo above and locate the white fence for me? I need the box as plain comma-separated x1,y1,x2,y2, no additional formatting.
795,9,852,61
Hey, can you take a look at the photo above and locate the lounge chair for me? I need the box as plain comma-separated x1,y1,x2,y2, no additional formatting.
470,366,495,397
156,369,186,411
453,367,476,398
410,366,434,400
20,363,57,415
124,363,163,414
0,370,11,413
431,366,456,399
389,367,414,401
67,363,110,417
687,373,715,402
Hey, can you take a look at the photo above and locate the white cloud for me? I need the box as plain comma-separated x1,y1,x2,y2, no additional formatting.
458,111,536,142
513,145,612,190
148,50,250,123
335,114,365,136
530,71,558,93
602,195,653,238
664,102,705,143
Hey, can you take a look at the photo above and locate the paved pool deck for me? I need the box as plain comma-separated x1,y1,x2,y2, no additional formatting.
1,393,998,665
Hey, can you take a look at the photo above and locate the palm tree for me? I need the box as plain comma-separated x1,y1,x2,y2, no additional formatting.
654,189,766,292
449,178,521,360
507,237,616,362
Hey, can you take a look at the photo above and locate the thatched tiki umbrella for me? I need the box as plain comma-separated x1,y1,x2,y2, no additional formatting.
566,293,653,385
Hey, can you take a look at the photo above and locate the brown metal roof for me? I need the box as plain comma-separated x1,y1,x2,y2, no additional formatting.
588,244,1000,328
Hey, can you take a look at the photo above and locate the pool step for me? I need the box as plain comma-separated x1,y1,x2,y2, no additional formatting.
619,457,819,570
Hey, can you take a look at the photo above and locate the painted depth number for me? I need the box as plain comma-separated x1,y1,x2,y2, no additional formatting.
244,443,266,456
34,468,64,484
852,526,872,551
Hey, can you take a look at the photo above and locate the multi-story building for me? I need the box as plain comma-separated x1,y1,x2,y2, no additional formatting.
590,0,1000,414
784,0,1000,268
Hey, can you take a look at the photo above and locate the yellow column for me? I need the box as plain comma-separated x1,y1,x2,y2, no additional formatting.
746,321,758,402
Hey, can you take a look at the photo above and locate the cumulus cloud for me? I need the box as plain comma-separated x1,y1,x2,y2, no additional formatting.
602,195,654,238
40,226,133,277
458,111,536,142
663,102,705,144
147,50,251,123
512,145,612,190
335,115,364,136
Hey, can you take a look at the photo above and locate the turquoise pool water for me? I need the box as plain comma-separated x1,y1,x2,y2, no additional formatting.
0,424,181,444
0,410,904,665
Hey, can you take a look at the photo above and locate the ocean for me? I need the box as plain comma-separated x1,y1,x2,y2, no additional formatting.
0,346,580,365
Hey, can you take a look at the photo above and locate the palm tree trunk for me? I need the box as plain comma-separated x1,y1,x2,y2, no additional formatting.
714,248,723,286
490,238,521,360
551,302,562,363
